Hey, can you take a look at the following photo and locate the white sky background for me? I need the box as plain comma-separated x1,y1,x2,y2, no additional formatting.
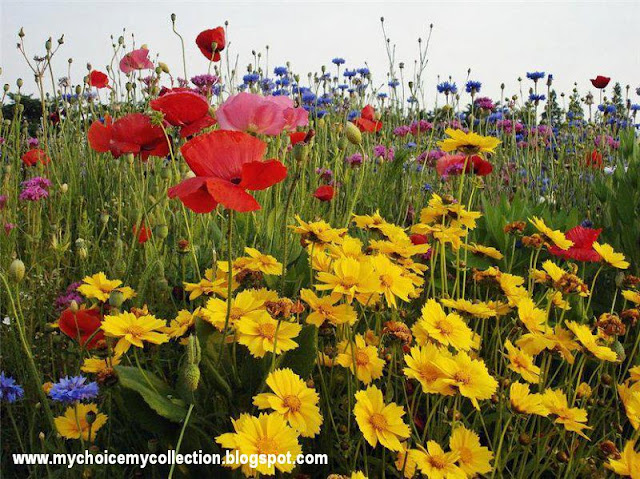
1,0,639,105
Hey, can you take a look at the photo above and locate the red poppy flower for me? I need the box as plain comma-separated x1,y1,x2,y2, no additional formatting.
549,225,602,262
58,307,104,349
133,222,152,244
313,185,334,202
590,75,610,89
436,154,493,177
354,105,382,133
168,130,287,213
289,131,308,146
196,27,226,62
410,234,429,245
88,113,170,161
584,149,603,169
150,89,216,138
21,148,51,166
88,70,109,89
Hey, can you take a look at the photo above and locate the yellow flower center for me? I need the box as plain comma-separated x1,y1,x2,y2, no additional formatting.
256,436,278,455
282,394,302,412
379,274,393,288
340,276,358,289
429,454,448,470
458,447,473,464
258,322,277,340
435,320,453,336
124,324,145,338
419,365,439,383
369,413,387,431
355,350,370,366
229,307,243,321
453,370,472,385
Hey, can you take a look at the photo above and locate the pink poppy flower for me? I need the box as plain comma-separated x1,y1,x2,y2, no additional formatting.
215,92,307,136
120,48,154,74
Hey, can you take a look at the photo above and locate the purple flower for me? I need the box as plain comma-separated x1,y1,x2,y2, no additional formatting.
19,177,51,202
0,195,7,210
393,125,411,137
49,376,99,403
4,223,16,235
0,372,24,403
474,97,495,110
27,137,40,148
345,153,364,167
55,282,85,312
315,167,333,183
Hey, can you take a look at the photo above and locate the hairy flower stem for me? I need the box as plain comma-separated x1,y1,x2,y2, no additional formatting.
280,166,302,296
217,209,234,367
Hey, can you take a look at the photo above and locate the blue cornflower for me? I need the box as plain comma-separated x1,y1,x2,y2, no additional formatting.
347,110,360,121
581,219,594,228
598,104,617,114
526,71,546,81
0,372,24,403
377,92,388,99
343,69,357,78
338,84,349,91
388,79,400,88
529,93,546,103
357,67,370,76
437,81,457,95
332,58,346,65
242,73,260,84
273,66,288,77
465,80,482,93
631,104,640,112
49,376,99,403
406,142,417,149
301,91,317,104
422,183,433,192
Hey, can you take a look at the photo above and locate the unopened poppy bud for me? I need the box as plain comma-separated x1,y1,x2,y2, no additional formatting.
60,183,68,193
75,85,82,95
181,363,200,392
170,13,176,23
85,410,97,425
100,212,110,225
155,66,162,75
69,300,79,312
158,62,170,74
109,290,125,308
345,122,361,145
154,224,169,239
125,153,135,165
4,84,9,92
9,259,25,282
45,38,52,51
18,28,25,38
16,78,23,88
293,144,309,163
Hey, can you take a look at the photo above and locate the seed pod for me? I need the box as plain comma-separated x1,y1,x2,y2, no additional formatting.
109,290,125,308
345,122,362,145
9,259,25,282
154,224,169,239
181,363,201,392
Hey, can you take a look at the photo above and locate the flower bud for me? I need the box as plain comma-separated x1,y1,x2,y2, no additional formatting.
60,183,68,193
345,122,361,145
69,300,79,312
181,363,201,392
9,259,25,282
158,62,170,74
16,78,23,88
154,224,169,239
109,290,125,308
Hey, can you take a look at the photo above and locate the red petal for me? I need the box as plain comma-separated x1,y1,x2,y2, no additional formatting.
238,160,288,191
168,177,218,213
180,115,217,138
150,90,210,127
206,178,260,212
180,130,266,179
88,119,112,153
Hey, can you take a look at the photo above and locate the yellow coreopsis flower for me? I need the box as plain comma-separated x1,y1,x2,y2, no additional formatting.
336,334,385,384
101,312,169,355
623,290,640,306
353,385,410,451
290,215,346,245
464,242,504,260
315,257,379,303
200,289,267,331
606,440,640,478
236,314,301,358
517,297,550,334
529,217,573,251
370,254,416,308
440,298,497,319
414,441,465,479
403,345,455,396
593,242,629,269
413,299,475,351
327,236,365,261
434,351,498,409
242,247,283,275
369,238,430,259
504,340,541,383
509,382,549,416
253,368,323,437
216,413,302,476
629,366,640,383
542,388,591,439
54,403,108,441
618,381,640,430
300,288,357,327
449,426,494,477
438,128,501,155
183,266,237,300
498,272,529,306
81,354,121,374
565,321,618,362
77,272,135,302
164,309,198,338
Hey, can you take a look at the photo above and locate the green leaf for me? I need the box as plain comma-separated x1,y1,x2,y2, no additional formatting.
114,365,187,423
280,324,318,378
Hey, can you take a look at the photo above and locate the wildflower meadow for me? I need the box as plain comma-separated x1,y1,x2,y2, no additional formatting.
1,10,640,479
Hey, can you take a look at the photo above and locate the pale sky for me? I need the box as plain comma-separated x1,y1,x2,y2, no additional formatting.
1,0,639,104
